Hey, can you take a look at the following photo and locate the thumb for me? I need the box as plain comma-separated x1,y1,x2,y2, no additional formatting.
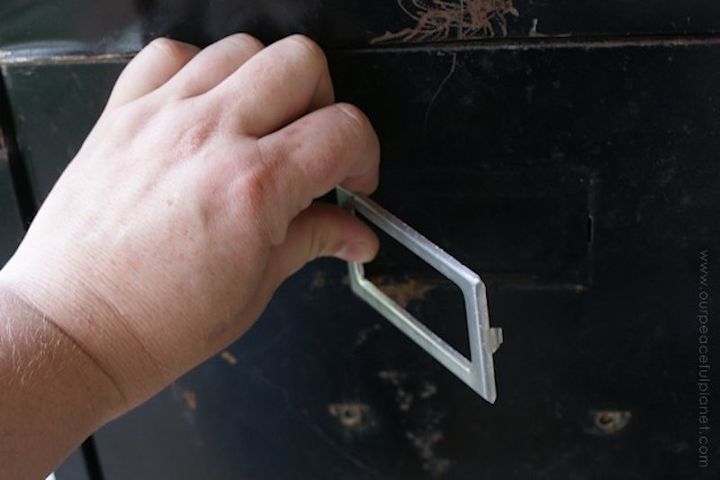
265,202,379,284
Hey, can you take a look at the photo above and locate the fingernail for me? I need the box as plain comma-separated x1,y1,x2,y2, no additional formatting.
337,242,376,263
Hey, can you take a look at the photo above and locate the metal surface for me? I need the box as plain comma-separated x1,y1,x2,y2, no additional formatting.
2,0,720,55
2,2,720,478
0,74,28,264
337,187,502,403
4,43,720,480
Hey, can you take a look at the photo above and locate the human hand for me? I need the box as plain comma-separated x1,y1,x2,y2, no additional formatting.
0,33,380,415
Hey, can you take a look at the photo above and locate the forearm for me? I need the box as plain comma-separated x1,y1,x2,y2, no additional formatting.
0,286,121,479
0,32,380,478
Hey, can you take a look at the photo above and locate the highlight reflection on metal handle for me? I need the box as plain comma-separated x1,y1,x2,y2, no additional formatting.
337,187,502,403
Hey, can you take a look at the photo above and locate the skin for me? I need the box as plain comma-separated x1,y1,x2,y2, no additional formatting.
0,33,380,479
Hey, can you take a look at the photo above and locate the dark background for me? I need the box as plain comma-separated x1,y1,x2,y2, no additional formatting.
1,1,719,478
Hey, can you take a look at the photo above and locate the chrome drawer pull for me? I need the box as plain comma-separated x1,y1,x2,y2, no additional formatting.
337,187,502,403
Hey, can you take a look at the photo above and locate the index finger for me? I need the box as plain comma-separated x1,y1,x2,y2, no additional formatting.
257,102,380,219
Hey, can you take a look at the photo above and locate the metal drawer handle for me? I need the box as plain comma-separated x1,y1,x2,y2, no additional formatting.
337,187,502,403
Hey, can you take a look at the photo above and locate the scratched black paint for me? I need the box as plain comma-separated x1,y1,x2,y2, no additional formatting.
2,0,720,53
1,1,719,479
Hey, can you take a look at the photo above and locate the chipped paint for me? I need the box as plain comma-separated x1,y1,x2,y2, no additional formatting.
220,350,238,366
372,0,519,44
181,390,197,411
378,371,439,407
406,430,454,476
352,322,382,348
420,381,438,399
378,369,406,384
310,269,327,289
377,371,451,473
379,370,415,411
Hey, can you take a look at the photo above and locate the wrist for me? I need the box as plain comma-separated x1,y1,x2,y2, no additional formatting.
0,248,172,410
0,284,124,478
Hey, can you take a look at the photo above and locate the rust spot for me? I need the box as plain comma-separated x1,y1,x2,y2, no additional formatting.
220,350,238,366
370,276,436,309
182,390,197,411
372,0,519,44
588,410,632,435
379,371,440,408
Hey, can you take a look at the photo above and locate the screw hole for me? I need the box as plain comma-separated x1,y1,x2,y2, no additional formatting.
591,410,631,435
597,413,613,425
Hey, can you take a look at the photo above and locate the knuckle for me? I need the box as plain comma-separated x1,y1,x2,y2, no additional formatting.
251,139,293,242
332,103,380,190
242,168,268,209
334,103,378,150
226,32,264,52
302,211,333,260
106,101,151,132
176,119,219,156
147,37,193,60
244,141,279,207
239,165,284,243
334,103,371,131
308,225,325,259
286,34,326,65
